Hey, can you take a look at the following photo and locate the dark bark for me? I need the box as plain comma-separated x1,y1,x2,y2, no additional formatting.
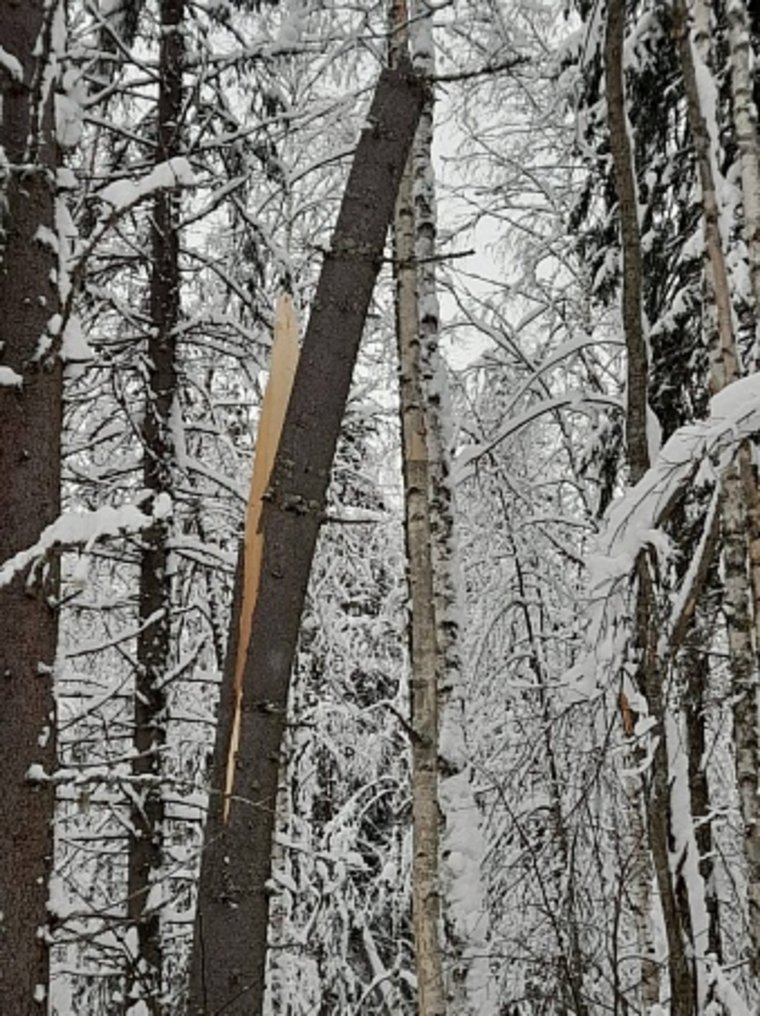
188,62,424,1016
0,2,60,1010
683,625,722,961
606,4,695,1010
604,0,649,484
637,562,695,1016
126,1,184,1009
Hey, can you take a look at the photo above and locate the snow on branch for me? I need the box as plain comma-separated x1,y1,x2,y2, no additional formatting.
566,374,760,700
0,44,23,83
454,391,622,482
593,374,760,583
0,496,172,589
96,156,194,212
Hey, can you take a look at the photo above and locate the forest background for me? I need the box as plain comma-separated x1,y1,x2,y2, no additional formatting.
1,0,759,1014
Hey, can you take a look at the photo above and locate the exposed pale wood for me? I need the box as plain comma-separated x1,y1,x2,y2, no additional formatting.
188,61,424,1016
223,293,300,822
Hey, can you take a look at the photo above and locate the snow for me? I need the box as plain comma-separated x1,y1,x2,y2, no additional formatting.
566,373,760,699
0,366,22,387
61,315,93,379
0,500,173,589
706,957,753,1016
56,94,82,150
667,710,710,1008
98,158,195,212
26,764,48,784
0,45,23,82
598,373,760,582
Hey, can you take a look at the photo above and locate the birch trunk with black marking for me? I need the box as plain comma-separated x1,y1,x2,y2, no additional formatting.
676,0,760,975
0,3,61,1010
407,3,496,1011
727,0,760,349
188,63,424,1016
389,7,445,1012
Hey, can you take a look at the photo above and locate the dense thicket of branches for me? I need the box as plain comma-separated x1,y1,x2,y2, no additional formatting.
1,0,759,1014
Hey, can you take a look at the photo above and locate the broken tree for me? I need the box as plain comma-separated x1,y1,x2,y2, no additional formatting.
188,60,424,1016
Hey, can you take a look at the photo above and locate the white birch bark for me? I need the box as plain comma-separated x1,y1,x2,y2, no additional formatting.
390,5,445,1011
727,0,760,349
408,5,496,1012
677,0,760,978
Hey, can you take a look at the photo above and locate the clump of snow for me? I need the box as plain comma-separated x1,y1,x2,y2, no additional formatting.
0,499,173,589
98,158,194,212
0,45,23,82
0,366,22,387
564,373,760,699
26,764,49,784
61,314,93,379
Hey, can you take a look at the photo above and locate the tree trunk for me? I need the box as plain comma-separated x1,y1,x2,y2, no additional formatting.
390,7,446,1011
406,6,497,1012
127,1,184,1009
675,0,760,976
727,0,760,351
726,1,760,972
188,62,424,1016
0,3,61,1010
682,625,722,962
605,2,695,1010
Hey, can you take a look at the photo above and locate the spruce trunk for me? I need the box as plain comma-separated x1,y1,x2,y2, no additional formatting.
188,63,424,1016
0,3,61,1010
127,1,185,1008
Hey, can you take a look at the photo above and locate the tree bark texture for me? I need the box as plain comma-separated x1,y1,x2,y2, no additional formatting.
0,3,61,1010
675,0,760,975
406,4,497,1011
127,1,184,1009
390,9,446,1011
188,62,424,1016
727,0,760,355
604,0,649,485
606,1,696,1009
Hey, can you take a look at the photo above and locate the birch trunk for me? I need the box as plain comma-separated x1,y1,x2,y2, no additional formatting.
390,7,445,1011
0,3,61,1009
676,0,760,976
726,3,760,970
408,8,496,1011
727,0,760,347
126,2,184,1009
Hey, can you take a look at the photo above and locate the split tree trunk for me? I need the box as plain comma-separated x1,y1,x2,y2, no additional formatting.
127,1,185,1009
0,3,61,1011
188,62,424,1016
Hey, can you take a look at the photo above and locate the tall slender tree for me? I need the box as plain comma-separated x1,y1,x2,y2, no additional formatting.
125,0,185,1010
